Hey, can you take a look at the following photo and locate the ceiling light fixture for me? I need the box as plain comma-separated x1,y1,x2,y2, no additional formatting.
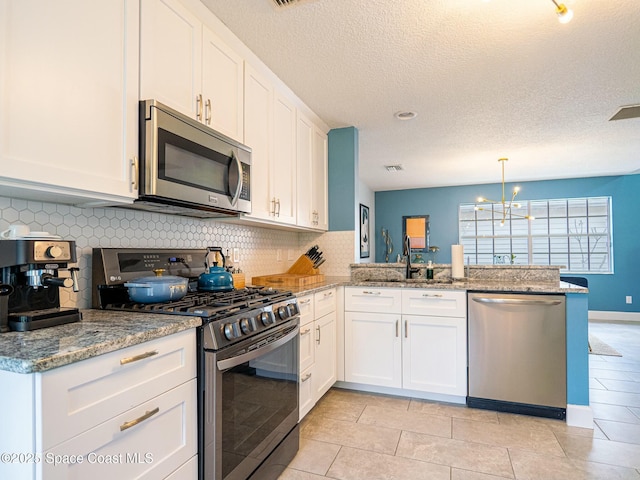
394,111,417,121
475,158,535,226
550,0,574,23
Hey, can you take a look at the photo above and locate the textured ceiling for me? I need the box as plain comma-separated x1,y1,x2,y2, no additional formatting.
201,0,640,191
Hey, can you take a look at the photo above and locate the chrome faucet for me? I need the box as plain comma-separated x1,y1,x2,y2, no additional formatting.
403,235,420,279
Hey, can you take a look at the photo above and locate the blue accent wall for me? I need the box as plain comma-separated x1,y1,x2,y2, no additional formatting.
566,293,590,406
328,127,358,231
376,174,640,312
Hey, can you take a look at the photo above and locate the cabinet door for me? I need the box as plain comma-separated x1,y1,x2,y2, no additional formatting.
313,311,336,401
0,0,139,203
271,90,297,224
299,365,314,421
41,379,197,480
296,111,314,228
140,0,202,119
243,63,273,220
202,26,244,141
311,126,328,230
345,312,402,388
299,321,315,373
402,315,467,395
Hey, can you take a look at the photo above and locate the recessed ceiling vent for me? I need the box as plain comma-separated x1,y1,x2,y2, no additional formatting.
385,164,404,172
609,104,640,121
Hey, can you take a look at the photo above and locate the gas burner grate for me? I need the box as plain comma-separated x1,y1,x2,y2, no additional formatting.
103,287,293,320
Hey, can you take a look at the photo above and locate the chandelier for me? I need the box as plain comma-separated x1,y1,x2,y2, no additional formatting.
550,0,573,23
475,158,535,226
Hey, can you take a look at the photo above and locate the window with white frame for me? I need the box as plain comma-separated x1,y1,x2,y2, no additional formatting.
458,196,613,273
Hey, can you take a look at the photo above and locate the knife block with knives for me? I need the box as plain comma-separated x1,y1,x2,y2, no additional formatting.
251,245,325,287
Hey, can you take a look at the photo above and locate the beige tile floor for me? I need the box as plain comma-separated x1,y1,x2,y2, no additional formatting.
279,321,640,480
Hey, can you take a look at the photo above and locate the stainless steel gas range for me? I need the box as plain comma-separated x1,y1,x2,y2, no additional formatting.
92,248,300,480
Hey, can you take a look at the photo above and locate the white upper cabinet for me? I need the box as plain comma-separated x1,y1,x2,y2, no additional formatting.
297,111,328,230
271,90,297,225
243,63,273,221
140,0,244,142
201,27,244,141
0,0,139,204
311,125,328,230
296,112,314,228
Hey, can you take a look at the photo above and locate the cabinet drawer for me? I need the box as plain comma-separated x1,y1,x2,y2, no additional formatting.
298,294,314,327
40,329,196,450
41,379,197,480
402,290,466,317
345,287,401,313
314,288,336,318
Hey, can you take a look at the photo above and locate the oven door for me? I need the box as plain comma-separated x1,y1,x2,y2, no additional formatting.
203,319,299,480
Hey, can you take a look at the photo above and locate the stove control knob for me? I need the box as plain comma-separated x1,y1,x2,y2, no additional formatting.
46,245,63,258
288,303,299,316
223,321,241,340
277,305,290,320
240,317,257,334
260,311,275,326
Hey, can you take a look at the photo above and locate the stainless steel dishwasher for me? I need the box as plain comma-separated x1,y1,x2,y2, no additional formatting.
467,292,566,419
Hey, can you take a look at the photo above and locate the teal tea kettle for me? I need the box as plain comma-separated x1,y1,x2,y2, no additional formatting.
198,247,234,292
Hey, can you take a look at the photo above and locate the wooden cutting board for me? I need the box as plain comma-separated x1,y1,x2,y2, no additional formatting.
251,273,325,287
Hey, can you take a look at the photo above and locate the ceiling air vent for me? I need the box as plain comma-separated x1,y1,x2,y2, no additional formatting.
272,0,302,7
609,104,640,121
385,165,404,172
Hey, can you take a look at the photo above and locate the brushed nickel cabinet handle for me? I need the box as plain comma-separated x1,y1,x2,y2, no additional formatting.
130,156,138,190
120,350,158,365
196,94,203,120
316,325,321,344
300,299,312,305
395,319,399,337
323,291,333,297
119,407,160,432
205,98,212,125
301,373,312,382
405,320,408,338
300,328,311,335
271,198,276,216
362,291,381,295
276,199,281,217
422,293,443,297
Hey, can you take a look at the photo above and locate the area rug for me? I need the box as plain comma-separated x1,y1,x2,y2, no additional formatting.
588,334,622,356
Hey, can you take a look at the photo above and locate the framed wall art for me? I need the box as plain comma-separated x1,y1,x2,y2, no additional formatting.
359,203,370,258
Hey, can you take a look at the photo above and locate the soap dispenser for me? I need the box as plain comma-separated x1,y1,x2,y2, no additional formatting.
426,261,434,280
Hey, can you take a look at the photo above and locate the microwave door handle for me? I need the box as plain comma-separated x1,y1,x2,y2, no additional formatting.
228,152,242,206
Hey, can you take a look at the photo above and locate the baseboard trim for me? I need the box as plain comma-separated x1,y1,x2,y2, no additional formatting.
333,381,466,405
566,404,594,429
589,310,640,323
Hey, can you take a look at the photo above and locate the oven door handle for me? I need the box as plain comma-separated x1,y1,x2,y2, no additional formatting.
216,326,299,371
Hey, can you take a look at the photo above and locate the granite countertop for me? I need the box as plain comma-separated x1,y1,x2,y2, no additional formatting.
253,276,587,295
0,310,201,374
347,279,588,294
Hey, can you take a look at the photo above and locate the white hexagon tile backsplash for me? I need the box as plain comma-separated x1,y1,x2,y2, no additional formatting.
0,196,354,309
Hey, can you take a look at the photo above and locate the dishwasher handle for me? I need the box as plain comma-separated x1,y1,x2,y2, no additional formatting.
472,297,563,306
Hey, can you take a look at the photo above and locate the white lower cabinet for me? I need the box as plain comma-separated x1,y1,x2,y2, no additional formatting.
0,330,197,480
299,288,337,420
344,287,467,398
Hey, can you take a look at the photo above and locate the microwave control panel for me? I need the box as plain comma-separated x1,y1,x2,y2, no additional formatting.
240,164,250,201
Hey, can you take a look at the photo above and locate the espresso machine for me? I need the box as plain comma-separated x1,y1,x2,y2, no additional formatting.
0,239,80,332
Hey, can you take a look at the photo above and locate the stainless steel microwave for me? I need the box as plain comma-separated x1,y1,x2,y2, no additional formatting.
134,99,251,218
